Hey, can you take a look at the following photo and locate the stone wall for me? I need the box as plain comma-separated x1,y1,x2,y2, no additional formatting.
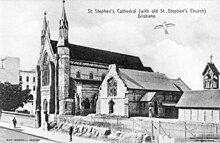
50,121,151,143
81,83,99,99
128,101,149,117
100,98,126,116
58,46,70,115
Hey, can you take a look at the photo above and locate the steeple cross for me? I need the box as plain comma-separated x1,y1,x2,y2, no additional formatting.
210,54,213,63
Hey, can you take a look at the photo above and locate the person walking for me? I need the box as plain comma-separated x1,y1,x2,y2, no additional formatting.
69,126,73,142
12,117,17,129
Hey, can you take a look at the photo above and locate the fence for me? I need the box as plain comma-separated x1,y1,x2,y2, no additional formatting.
58,115,220,143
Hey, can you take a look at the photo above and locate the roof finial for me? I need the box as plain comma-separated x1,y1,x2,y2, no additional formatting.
61,0,67,21
42,11,48,33
210,54,213,63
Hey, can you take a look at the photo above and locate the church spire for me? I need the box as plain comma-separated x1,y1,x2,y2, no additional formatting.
57,0,69,47
41,12,50,45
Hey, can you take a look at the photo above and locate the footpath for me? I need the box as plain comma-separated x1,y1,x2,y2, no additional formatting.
0,121,110,143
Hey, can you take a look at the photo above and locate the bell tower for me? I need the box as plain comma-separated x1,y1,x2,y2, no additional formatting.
57,0,69,47
202,55,219,89
57,0,72,115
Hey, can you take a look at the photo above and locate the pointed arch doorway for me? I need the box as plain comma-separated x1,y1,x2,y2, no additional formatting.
109,100,115,114
43,99,48,130
154,100,158,117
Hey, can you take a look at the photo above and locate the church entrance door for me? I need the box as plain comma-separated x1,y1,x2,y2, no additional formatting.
109,100,115,114
43,99,48,130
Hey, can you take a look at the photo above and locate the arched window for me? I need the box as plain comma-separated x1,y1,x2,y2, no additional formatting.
89,72,93,79
214,75,218,81
109,100,115,114
76,71,81,78
83,98,90,109
101,74,106,81
28,94,34,105
213,75,218,88
19,76,22,82
43,99,48,112
91,93,98,113
42,53,50,86
107,77,117,97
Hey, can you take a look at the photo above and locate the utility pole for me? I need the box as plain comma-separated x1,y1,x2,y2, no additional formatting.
151,120,154,143
185,122,187,143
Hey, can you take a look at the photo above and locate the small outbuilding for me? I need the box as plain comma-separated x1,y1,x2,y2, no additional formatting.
177,90,220,123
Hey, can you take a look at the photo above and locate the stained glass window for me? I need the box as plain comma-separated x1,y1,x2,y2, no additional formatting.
42,53,50,86
107,78,117,97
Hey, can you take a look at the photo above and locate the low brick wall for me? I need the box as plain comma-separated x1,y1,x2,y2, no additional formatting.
0,111,36,128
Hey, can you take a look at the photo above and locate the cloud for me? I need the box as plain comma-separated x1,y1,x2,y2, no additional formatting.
0,1,42,70
141,39,204,89
69,20,146,54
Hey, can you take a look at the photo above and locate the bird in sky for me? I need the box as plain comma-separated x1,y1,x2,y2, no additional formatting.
154,21,175,34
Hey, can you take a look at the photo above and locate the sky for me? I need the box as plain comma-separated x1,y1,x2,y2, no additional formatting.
0,0,220,90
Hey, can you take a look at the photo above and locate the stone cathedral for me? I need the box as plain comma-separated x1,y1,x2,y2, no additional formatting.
35,1,152,127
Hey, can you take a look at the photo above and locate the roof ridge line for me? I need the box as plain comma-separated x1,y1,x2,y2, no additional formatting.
50,39,141,58
119,70,145,89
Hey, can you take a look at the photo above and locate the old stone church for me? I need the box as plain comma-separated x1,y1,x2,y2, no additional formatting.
98,64,190,118
35,1,152,127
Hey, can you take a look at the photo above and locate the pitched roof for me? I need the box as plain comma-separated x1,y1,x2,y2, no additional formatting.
176,90,220,108
202,63,220,75
50,40,152,71
118,68,180,91
169,78,190,91
140,92,156,101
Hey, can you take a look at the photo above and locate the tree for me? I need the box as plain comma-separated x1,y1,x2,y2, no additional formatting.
0,82,31,111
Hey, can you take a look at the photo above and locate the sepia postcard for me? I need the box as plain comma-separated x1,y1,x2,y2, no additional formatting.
0,0,220,143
